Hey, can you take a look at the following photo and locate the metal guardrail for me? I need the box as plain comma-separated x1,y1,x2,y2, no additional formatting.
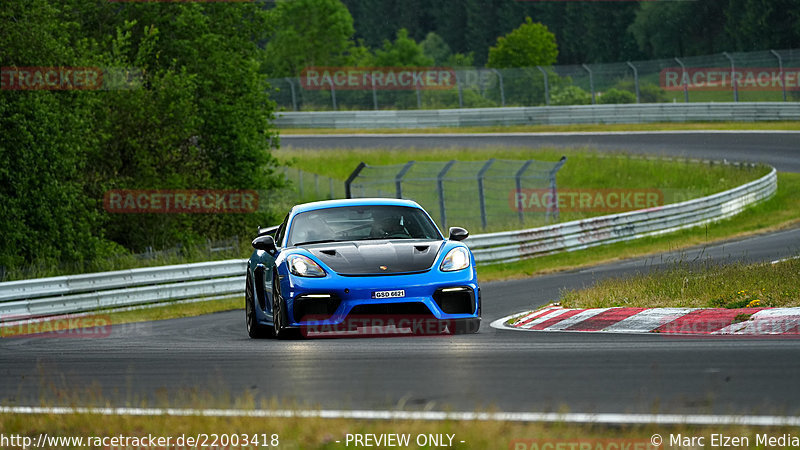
0,167,777,321
275,103,800,129
467,168,777,263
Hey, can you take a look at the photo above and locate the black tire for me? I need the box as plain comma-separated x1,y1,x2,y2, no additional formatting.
272,275,302,340
450,318,481,335
246,272,272,339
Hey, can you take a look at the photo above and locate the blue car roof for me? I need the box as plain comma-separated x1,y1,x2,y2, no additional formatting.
291,198,424,214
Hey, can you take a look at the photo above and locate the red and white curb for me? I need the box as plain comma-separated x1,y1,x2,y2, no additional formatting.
491,305,800,335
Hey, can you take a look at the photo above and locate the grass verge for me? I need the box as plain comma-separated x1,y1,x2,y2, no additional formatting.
559,257,800,309
2,410,798,450
278,120,800,135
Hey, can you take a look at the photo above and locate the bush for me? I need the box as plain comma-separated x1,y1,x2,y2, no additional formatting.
550,85,592,105
598,88,636,104
613,80,667,103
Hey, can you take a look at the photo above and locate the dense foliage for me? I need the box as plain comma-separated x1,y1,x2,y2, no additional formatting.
1,1,281,275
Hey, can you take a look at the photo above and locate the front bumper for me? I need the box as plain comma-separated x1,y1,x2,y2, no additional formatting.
282,269,480,327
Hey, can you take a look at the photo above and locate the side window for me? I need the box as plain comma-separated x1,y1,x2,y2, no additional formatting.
275,213,290,247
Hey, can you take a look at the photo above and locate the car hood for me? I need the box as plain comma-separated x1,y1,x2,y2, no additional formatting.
303,239,444,275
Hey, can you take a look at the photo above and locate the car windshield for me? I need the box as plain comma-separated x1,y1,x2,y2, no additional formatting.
287,205,441,246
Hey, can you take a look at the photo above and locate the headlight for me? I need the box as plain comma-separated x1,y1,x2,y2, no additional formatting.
288,254,326,277
440,247,470,272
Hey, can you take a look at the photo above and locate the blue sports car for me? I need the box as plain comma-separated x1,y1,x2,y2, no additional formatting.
245,198,480,339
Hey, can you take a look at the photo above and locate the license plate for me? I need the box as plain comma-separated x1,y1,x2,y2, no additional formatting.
372,289,405,299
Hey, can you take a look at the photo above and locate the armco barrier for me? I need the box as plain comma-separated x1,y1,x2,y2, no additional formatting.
467,168,776,263
275,103,800,129
0,168,776,321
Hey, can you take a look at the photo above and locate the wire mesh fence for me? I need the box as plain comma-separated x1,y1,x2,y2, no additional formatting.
268,49,800,111
344,158,567,232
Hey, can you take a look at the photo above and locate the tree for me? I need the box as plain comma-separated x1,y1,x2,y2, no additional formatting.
372,29,435,67
264,0,357,77
487,17,558,69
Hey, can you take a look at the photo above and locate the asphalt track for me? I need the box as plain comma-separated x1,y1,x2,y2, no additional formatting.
2,132,800,417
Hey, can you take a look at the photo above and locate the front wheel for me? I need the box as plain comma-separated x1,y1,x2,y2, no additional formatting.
272,276,302,340
246,272,272,339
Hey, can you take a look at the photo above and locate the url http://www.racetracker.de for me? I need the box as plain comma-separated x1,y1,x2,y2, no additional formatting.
0,432,280,449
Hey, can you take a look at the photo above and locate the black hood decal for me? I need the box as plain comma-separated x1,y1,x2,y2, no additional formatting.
304,239,443,275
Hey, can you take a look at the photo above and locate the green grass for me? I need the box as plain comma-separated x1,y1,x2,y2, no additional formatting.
478,172,800,282
278,120,800,134
277,146,768,234
3,408,798,450
559,255,800,309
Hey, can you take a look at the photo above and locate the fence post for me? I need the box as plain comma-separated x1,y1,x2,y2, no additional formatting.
477,159,495,230
456,71,464,108
298,168,304,197
674,57,689,103
330,82,337,111
490,69,505,107
345,162,367,199
514,160,534,224
284,77,298,111
416,85,422,109
582,64,595,104
626,61,640,103
723,52,738,102
395,161,415,199
548,156,567,222
371,72,379,110
537,66,550,106
437,160,457,230
770,50,787,102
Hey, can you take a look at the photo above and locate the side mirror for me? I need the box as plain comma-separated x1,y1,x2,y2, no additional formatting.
252,235,277,254
448,227,469,241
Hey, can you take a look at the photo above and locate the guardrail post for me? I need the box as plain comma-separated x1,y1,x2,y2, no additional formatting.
723,52,738,102
548,156,567,222
582,64,595,104
456,71,464,108
674,57,689,103
395,161,415,199
284,77,298,111
626,61,640,103
437,160,457,229
477,159,495,230
770,50,787,102
490,69,505,107
345,162,367,199
537,66,549,106
514,160,534,224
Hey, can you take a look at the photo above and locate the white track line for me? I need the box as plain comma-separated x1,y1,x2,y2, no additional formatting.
2,405,799,427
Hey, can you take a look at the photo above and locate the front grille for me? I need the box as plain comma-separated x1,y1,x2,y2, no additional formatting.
293,295,342,321
348,302,434,317
433,287,475,314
